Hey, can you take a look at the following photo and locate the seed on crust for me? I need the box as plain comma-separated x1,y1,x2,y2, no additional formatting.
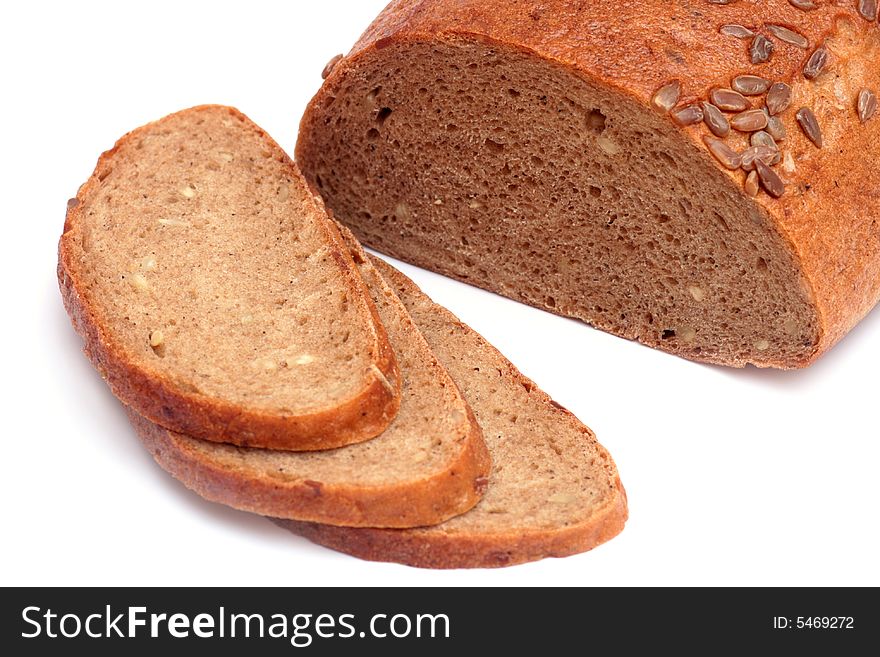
755,160,785,198
720,24,755,39
702,102,730,137
710,88,751,112
858,89,877,123
796,107,823,147
751,130,778,149
321,54,343,80
803,47,828,80
741,145,781,171
767,116,787,140
732,75,771,95
766,82,793,115
858,0,878,22
750,35,774,64
703,136,742,170
672,104,704,126
766,25,809,49
652,81,682,112
744,170,760,198
730,109,769,132
788,0,817,9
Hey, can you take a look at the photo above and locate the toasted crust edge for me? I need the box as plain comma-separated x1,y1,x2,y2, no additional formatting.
127,392,490,529
58,104,401,451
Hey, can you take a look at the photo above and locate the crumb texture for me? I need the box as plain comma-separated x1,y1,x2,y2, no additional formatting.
298,39,819,367
127,234,490,528
67,108,376,409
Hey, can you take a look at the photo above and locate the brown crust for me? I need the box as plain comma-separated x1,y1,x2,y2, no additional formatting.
276,481,625,569
298,0,880,369
277,258,627,568
129,403,490,528
58,105,401,451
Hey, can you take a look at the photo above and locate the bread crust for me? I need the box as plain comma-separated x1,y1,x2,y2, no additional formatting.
278,259,627,568
128,403,490,528
59,105,401,450
299,0,880,368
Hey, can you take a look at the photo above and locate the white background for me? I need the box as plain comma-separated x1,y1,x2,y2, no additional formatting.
3,0,878,587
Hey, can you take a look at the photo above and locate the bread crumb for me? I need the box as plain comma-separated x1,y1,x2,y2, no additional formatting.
597,136,621,155
131,273,149,291
149,330,164,348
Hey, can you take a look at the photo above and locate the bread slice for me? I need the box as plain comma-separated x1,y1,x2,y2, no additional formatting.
277,257,627,568
126,234,491,528
59,105,400,451
296,0,880,369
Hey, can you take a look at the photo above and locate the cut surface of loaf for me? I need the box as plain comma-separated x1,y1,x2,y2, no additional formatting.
297,0,880,369
127,233,490,528
278,257,627,568
59,105,400,450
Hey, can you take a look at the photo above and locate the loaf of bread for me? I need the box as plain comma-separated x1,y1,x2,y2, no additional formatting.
296,0,880,369
278,256,627,568
59,105,401,450
127,233,490,527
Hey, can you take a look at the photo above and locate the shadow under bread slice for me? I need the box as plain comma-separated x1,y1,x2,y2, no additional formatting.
276,255,627,568
126,238,490,528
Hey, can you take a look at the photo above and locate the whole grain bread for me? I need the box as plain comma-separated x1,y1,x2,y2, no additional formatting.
126,234,490,528
296,0,880,369
59,105,400,451
278,257,627,568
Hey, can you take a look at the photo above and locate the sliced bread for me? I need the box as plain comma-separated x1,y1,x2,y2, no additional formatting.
126,234,490,528
59,105,400,451
277,257,627,568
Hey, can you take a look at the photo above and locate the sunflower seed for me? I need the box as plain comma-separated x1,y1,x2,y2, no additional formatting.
672,105,704,126
755,160,785,198
733,75,772,95
707,0,736,4
702,102,731,137
653,81,682,112
704,136,743,170
751,130,778,149
744,170,761,197
858,0,878,22
741,145,782,171
751,35,775,64
321,54,343,80
767,25,809,49
796,107,823,147
767,116,787,140
766,82,793,115
720,24,756,39
731,109,769,132
710,88,751,112
788,0,817,9
803,47,828,79
858,89,877,123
